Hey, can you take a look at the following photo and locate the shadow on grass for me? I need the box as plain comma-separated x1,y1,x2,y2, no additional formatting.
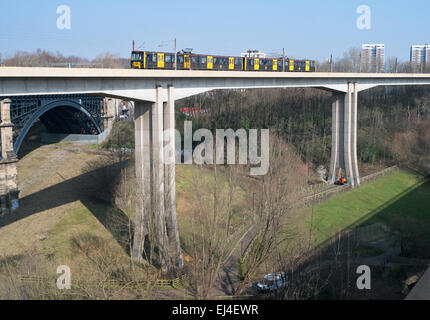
318,181,430,248
277,174,430,299
0,160,154,265
316,176,430,250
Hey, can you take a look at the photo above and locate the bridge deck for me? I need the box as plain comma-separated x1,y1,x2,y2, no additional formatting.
2,66,430,80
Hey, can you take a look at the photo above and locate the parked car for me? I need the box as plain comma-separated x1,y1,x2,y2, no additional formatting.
255,272,288,292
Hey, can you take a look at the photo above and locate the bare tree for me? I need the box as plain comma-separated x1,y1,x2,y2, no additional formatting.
235,135,308,295
334,48,361,72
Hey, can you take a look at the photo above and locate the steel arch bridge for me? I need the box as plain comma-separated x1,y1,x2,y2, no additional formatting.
7,94,105,154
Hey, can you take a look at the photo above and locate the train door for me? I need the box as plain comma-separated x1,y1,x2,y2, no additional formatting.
229,57,235,70
157,53,165,68
242,58,247,71
207,56,213,69
254,58,260,71
305,61,310,72
184,55,190,69
289,60,295,71
272,59,278,71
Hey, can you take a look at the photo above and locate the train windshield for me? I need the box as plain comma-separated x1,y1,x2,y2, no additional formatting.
131,53,142,61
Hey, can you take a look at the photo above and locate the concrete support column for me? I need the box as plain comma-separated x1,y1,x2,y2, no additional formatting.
164,85,183,269
328,93,342,184
351,83,360,186
152,85,170,271
328,84,361,187
0,98,19,216
132,101,152,263
132,86,182,271
343,83,355,187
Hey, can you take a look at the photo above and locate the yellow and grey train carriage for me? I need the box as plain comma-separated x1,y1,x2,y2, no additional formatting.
131,50,317,72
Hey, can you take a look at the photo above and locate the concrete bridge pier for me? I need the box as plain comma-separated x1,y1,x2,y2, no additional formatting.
164,86,184,269
132,85,183,271
328,83,360,187
0,99,19,216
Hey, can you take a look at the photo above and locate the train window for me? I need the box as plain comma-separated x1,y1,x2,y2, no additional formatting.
214,57,218,64
192,56,197,63
235,58,241,64
202,57,207,64
165,55,171,63
152,55,157,62
178,56,184,63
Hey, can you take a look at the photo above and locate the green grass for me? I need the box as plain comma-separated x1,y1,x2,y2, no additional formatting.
84,144,99,149
301,170,430,246
54,141,73,147
46,203,113,258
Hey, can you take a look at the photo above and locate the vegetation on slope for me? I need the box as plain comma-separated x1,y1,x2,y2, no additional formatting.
302,170,430,246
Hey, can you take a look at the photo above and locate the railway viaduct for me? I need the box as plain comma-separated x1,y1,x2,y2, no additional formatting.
1,67,430,270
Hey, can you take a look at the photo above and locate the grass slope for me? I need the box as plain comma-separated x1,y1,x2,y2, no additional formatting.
304,170,430,246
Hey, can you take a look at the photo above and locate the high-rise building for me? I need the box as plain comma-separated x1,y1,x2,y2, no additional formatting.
410,45,430,65
361,44,385,72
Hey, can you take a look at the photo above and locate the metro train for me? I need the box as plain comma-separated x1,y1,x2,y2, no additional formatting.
130,50,317,72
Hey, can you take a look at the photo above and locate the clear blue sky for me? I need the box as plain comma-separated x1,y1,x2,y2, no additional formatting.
0,0,429,61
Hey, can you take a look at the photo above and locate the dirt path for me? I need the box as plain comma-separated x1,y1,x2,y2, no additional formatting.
210,225,258,296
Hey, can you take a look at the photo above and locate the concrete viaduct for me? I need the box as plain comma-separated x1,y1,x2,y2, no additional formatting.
1,67,430,270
